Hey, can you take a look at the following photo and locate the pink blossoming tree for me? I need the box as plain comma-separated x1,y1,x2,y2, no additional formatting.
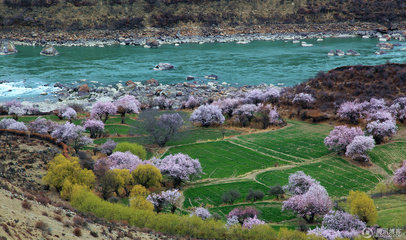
324,125,364,153
114,95,140,124
91,101,117,123
154,153,203,187
190,104,225,127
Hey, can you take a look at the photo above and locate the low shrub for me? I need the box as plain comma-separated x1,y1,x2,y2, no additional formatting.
113,142,146,159
246,189,265,202
35,220,49,232
73,227,82,237
221,189,241,204
21,200,32,210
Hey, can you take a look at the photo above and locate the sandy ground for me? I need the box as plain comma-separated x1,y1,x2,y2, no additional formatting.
0,185,165,240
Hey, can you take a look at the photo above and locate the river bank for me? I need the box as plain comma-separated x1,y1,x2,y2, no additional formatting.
2,22,406,47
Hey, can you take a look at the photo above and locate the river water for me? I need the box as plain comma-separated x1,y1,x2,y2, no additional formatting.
1,37,405,101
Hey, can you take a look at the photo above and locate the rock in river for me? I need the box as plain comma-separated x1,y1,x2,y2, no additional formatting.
40,45,59,56
0,41,18,55
153,63,174,71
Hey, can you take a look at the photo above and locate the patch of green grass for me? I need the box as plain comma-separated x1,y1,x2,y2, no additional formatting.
369,142,406,174
234,120,332,160
104,125,133,135
375,194,406,228
166,128,242,146
183,181,270,208
209,202,296,223
256,157,382,197
167,141,290,179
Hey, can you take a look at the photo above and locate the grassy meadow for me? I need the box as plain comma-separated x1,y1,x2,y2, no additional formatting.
2,111,405,228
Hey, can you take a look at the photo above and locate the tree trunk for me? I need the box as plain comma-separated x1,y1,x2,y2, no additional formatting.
121,113,125,124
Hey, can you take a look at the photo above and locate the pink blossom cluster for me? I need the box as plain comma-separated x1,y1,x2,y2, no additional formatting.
244,89,268,104
108,151,142,172
322,210,366,231
100,139,117,156
308,227,360,240
268,107,284,125
390,97,406,121
232,104,260,120
292,93,315,108
184,96,200,109
83,119,105,138
190,207,212,220
227,206,259,224
153,96,171,110
90,101,117,122
393,161,406,188
345,135,375,161
242,215,266,229
283,171,319,195
0,118,17,129
60,107,77,121
8,105,26,119
190,104,225,127
324,125,364,153
147,189,181,212
212,98,241,117
366,120,397,144
337,101,363,124
283,181,332,223
7,121,28,131
154,153,202,187
51,122,93,152
29,117,57,135
114,95,140,114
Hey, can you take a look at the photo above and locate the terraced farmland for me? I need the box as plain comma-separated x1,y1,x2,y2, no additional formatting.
256,157,382,197
166,141,290,179
369,141,406,174
183,181,270,208
167,120,398,225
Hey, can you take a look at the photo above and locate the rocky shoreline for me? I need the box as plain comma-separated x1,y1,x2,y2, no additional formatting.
1,22,406,47
23,79,272,113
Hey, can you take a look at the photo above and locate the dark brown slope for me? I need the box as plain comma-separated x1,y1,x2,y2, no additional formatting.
0,0,405,32
280,63,406,118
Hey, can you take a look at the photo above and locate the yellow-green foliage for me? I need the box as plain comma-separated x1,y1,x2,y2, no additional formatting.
111,169,132,195
114,142,146,159
70,186,325,240
131,164,162,188
130,185,149,198
43,154,96,192
130,196,154,211
347,191,378,225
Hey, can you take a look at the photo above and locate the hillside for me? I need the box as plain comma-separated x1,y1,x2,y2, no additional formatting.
281,63,406,118
0,0,405,33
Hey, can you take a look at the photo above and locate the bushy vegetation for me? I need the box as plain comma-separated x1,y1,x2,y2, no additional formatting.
113,142,146,159
43,154,96,195
70,185,318,240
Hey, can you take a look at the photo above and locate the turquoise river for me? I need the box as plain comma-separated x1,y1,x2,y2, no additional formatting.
0,37,405,101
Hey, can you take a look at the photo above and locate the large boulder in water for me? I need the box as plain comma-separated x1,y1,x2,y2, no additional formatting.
146,39,160,48
0,41,18,55
153,63,174,71
40,45,59,56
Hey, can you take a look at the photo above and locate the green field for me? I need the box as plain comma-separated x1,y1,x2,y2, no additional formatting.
183,181,270,208
369,142,406,174
174,120,402,224
256,157,382,197
375,194,406,228
166,141,290,179
209,202,296,223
